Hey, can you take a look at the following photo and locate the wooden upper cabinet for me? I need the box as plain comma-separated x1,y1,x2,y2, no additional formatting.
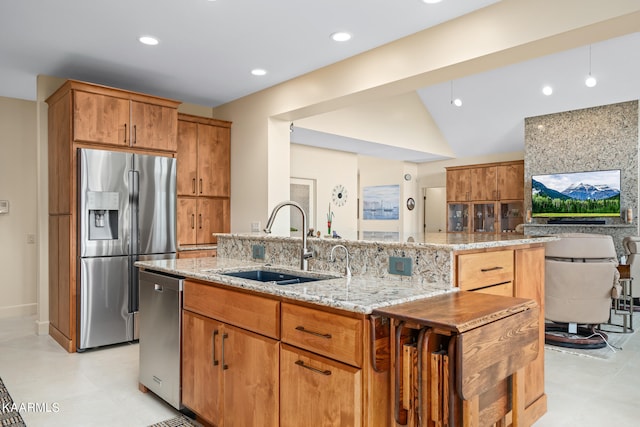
497,162,524,200
447,161,524,202
198,123,230,197
446,168,470,201
177,115,231,197
177,120,198,196
130,101,177,151
73,90,129,146
470,166,497,201
67,81,179,151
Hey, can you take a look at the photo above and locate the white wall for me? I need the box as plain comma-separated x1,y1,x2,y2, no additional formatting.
290,144,358,239
0,96,38,318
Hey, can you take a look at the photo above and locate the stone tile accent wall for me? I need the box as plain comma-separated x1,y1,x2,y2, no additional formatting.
524,100,639,255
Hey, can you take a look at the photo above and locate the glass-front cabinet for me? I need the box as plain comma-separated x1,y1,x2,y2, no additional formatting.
499,201,524,233
447,201,524,234
447,203,469,232
472,203,496,233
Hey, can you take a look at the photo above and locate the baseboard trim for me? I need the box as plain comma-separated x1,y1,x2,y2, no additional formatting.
35,319,50,335
0,303,37,319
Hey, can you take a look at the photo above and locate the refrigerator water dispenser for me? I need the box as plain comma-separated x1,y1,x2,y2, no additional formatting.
87,191,120,240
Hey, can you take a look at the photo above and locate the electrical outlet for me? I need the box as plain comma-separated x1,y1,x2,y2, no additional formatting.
251,221,261,233
388,256,412,276
252,244,265,260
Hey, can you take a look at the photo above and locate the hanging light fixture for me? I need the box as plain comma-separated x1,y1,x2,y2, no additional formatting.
585,45,597,88
450,81,462,107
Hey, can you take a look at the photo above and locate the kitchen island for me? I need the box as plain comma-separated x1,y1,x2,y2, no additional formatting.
136,233,555,427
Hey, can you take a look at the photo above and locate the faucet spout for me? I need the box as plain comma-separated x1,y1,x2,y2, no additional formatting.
264,201,312,271
330,244,351,278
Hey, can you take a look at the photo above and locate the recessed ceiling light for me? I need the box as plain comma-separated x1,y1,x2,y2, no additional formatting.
542,86,553,96
422,0,443,4
331,32,352,42
251,68,267,76
585,75,597,88
452,98,462,107
139,36,159,46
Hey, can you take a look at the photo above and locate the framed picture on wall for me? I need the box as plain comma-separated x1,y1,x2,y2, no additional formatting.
363,185,400,220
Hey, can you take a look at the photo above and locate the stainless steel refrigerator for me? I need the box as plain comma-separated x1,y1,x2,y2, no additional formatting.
77,148,176,351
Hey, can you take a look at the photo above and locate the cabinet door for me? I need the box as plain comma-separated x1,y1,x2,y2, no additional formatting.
280,344,362,427
177,198,197,246
73,90,129,146
130,100,178,151
182,311,223,424
470,166,497,200
223,324,279,427
177,120,198,196
197,198,230,244
497,163,524,200
198,124,230,197
446,169,470,201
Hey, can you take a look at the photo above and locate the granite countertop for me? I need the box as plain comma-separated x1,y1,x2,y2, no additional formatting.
217,232,558,251
135,257,454,314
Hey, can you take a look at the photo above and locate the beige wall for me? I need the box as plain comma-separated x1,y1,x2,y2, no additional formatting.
290,144,358,239
358,156,419,240
0,96,38,318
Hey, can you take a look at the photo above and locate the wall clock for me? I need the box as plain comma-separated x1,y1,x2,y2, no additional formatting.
332,184,348,207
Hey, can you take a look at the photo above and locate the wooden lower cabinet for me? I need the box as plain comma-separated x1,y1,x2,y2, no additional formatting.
182,310,279,427
280,344,362,427
177,249,217,259
177,197,230,245
455,244,547,426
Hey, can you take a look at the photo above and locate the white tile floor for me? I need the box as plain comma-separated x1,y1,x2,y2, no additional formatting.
1,315,639,426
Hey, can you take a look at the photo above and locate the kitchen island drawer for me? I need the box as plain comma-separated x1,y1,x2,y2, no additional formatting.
281,303,363,367
457,250,514,291
183,280,280,339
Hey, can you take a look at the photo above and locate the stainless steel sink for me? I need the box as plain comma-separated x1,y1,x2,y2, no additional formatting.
220,269,329,285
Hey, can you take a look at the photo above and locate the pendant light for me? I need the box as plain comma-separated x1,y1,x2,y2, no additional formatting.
450,81,462,107
585,45,597,88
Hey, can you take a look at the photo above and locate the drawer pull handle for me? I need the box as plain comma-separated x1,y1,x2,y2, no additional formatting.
295,360,331,376
295,326,331,339
221,333,229,370
481,266,503,272
211,330,219,366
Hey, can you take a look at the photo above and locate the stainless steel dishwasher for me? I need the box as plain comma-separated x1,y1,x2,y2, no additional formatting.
138,270,184,410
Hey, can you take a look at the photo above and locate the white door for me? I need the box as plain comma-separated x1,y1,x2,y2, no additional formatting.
424,187,446,233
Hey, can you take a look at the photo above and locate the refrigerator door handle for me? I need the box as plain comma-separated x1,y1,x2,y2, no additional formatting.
130,170,140,255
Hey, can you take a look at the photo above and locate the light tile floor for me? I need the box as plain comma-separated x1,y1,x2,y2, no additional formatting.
1,315,639,426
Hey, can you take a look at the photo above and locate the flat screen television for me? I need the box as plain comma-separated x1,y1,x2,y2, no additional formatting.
531,169,621,218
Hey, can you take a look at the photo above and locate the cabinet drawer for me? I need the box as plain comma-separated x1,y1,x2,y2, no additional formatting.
281,303,363,367
183,280,280,339
458,250,514,291
471,281,513,297
280,344,362,427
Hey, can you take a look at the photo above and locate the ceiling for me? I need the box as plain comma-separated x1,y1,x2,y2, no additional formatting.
1,0,638,163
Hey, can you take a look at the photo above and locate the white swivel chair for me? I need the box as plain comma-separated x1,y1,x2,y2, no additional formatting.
545,233,620,349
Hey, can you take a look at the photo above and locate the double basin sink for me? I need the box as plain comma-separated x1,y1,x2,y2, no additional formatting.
219,269,334,286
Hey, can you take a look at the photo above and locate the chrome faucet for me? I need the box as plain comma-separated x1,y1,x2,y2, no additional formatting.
330,244,351,278
264,201,313,271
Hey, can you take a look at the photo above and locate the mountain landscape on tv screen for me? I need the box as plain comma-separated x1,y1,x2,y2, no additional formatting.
532,178,620,217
